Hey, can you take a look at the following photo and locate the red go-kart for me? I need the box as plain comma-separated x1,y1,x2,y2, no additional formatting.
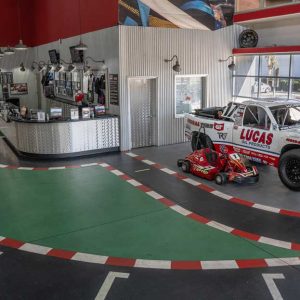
177,148,259,185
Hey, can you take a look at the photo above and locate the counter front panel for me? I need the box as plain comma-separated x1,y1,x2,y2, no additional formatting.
0,117,119,158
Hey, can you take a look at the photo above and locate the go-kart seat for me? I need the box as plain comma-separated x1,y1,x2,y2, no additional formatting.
205,149,219,166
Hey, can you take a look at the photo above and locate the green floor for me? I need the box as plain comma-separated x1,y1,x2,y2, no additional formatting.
0,167,300,261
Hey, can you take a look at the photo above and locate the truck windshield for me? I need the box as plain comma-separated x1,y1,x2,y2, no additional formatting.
271,105,300,129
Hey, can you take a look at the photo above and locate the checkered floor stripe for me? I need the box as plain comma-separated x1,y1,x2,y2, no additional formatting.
1,161,300,270
126,152,300,219
0,162,100,171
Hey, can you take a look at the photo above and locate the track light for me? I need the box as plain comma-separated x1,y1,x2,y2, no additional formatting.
219,55,235,71
68,64,76,72
75,41,88,51
55,64,62,72
20,63,25,72
85,56,106,73
31,61,43,72
4,47,15,55
164,55,181,72
15,39,28,51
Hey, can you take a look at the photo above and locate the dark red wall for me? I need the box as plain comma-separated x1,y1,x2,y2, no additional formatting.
0,0,119,47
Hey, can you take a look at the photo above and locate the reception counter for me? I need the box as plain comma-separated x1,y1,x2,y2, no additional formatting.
0,116,120,158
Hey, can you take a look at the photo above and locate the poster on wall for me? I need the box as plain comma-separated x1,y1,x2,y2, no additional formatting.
109,74,119,106
10,83,28,95
119,0,234,31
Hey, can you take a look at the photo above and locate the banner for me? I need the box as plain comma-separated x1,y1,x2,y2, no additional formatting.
119,0,235,31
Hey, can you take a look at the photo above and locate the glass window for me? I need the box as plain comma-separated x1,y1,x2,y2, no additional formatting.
234,76,258,98
235,56,259,76
175,75,205,116
270,105,300,128
259,78,289,99
291,55,300,77
243,106,271,130
292,79,300,100
260,55,290,77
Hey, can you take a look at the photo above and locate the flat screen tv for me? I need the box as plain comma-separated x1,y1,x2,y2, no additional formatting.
49,50,60,64
69,46,84,64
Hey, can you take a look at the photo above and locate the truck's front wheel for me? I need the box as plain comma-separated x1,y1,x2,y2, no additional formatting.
279,149,300,191
191,132,214,151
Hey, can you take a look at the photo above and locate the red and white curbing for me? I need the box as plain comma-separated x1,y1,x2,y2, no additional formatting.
0,162,101,171
1,233,300,271
0,161,300,270
104,162,300,251
126,152,300,219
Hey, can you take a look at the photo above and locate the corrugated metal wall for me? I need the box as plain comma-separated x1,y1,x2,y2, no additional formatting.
119,25,243,151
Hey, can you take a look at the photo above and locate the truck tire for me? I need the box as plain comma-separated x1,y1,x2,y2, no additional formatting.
191,132,214,151
279,149,300,191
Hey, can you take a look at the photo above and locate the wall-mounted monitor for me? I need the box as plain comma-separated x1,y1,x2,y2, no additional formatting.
49,50,60,64
69,46,84,64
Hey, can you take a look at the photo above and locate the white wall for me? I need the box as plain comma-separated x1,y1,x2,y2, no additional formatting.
253,18,300,46
119,25,242,151
33,26,120,115
0,48,38,108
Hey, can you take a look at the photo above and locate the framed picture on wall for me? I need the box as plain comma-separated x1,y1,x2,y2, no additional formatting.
10,83,28,95
69,46,84,63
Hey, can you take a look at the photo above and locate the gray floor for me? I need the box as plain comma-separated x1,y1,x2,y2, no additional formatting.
133,143,300,211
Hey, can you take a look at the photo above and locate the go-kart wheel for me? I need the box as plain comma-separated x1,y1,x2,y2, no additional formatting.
215,173,227,185
182,161,191,173
279,149,300,191
177,159,183,168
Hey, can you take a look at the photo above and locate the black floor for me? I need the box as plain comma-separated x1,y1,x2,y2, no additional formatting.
1,140,300,299
133,143,300,211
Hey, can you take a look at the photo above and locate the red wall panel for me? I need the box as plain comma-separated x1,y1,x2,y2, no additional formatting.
0,0,18,46
0,0,118,47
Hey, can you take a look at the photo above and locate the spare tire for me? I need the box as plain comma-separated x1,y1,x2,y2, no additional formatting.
191,132,214,151
279,149,300,191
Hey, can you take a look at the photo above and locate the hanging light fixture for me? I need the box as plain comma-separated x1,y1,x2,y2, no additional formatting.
4,47,15,55
15,0,28,51
20,63,26,72
219,56,235,71
164,55,181,72
75,0,88,51
85,56,106,72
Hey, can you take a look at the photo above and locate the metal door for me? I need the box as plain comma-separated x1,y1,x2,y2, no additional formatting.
129,78,154,148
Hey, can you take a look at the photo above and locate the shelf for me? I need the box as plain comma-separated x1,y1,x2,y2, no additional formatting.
233,46,300,55
234,3,300,24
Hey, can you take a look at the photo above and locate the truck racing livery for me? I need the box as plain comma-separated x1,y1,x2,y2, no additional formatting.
184,99,300,191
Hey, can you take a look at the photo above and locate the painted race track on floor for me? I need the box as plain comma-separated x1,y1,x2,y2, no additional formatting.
1,140,300,299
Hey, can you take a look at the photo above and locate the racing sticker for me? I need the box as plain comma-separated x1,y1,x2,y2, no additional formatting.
217,133,228,140
214,123,224,131
193,165,215,175
186,119,213,129
240,129,273,150
286,138,300,145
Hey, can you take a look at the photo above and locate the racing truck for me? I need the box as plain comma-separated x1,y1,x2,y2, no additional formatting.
184,99,300,191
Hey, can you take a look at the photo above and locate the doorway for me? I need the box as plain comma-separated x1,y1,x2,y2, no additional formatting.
129,77,157,149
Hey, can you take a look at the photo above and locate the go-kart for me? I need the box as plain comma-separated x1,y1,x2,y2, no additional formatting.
177,148,259,185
